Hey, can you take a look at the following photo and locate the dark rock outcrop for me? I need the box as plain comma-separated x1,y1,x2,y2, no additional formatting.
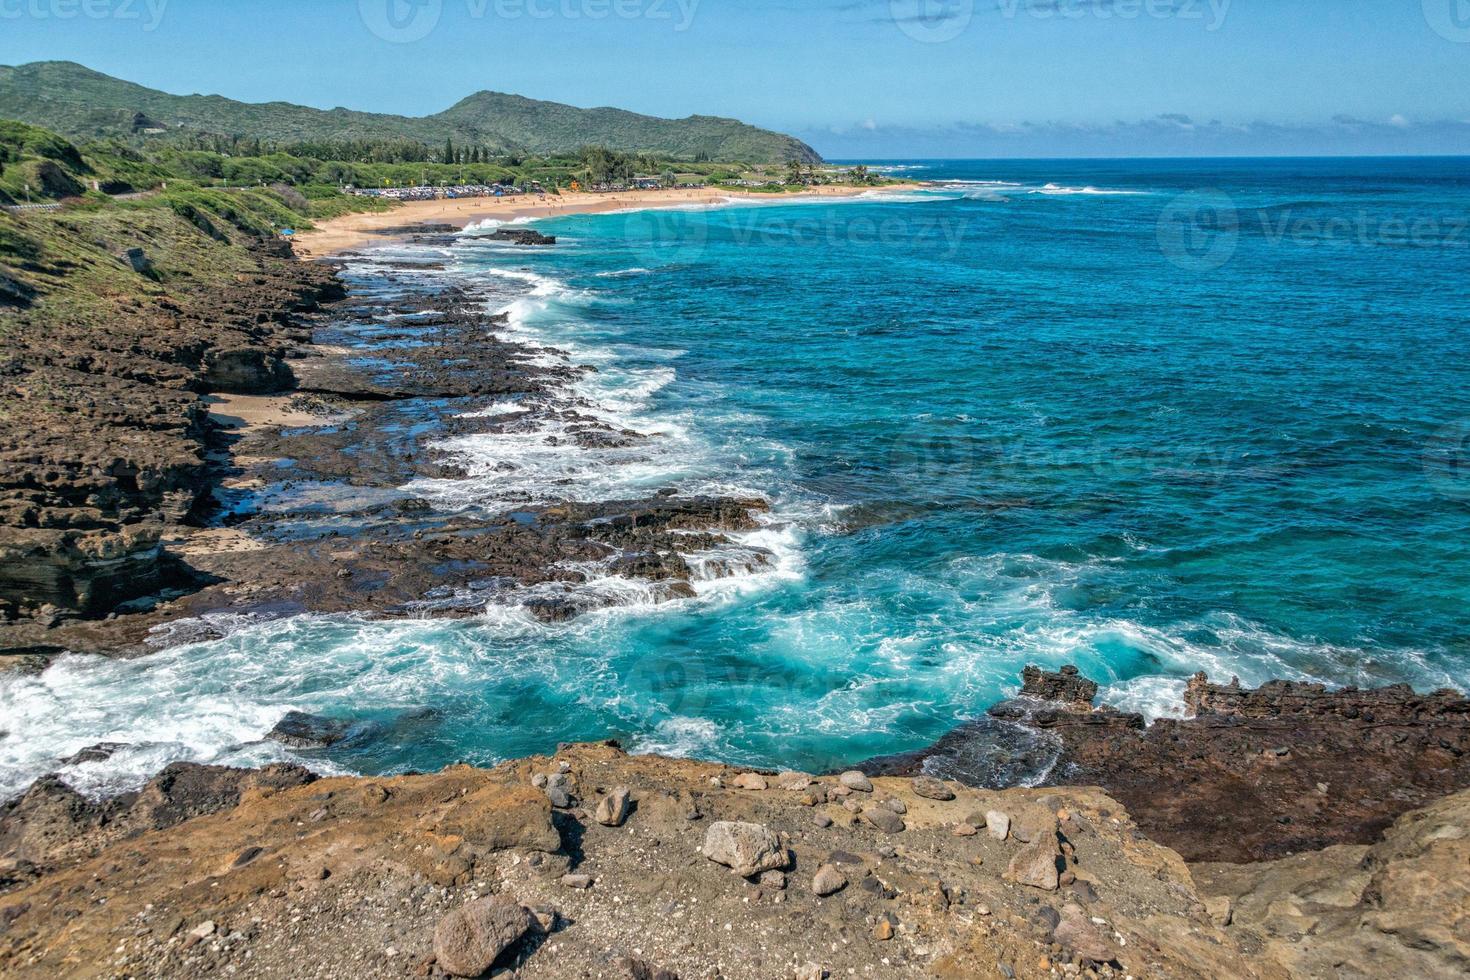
867,665,1470,863
0,234,344,630
486,228,556,246
265,712,351,749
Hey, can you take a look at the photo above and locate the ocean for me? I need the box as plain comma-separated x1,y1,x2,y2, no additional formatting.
4,157,1469,800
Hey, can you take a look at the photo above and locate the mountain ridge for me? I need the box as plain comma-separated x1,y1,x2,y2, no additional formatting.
0,61,821,163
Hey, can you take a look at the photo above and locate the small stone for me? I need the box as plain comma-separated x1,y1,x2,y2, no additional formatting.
709,776,723,788
1060,871,1076,886
986,810,1011,840
839,771,874,793
595,786,632,827
733,772,769,791
1070,879,1099,904
878,845,897,859
560,874,593,889
189,921,216,941
795,964,825,980
814,813,834,829
433,896,534,977
953,823,979,837
880,797,907,814
842,800,862,813
556,761,571,773
873,918,894,941
759,870,787,890
912,776,956,801
703,822,789,878
862,808,905,834
1204,895,1233,927
812,864,848,897
531,773,548,788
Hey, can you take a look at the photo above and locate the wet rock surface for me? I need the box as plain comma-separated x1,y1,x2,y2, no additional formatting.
868,665,1470,863
0,238,344,632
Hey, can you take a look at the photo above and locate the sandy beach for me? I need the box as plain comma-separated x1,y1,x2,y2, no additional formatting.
291,183,924,258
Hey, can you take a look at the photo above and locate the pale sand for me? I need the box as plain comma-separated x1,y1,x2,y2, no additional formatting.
291,184,926,259
205,393,340,431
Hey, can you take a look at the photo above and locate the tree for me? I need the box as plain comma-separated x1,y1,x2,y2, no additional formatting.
443,138,454,165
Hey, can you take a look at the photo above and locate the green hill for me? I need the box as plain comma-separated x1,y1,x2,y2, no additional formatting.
0,61,820,164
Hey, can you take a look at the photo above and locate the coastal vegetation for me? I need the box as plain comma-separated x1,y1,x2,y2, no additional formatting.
0,61,822,165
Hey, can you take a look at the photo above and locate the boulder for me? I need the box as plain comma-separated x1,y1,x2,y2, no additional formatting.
912,776,956,801
544,772,575,809
812,864,848,897
1004,836,1061,891
839,771,873,793
777,772,812,791
595,786,632,827
732,773,768,791
432,896,534,977
862,808,905,834
1054,903,1119,964
986,810,1011,840
702,821,788,878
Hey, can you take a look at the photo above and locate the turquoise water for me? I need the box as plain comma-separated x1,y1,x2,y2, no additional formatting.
5,158,1470,798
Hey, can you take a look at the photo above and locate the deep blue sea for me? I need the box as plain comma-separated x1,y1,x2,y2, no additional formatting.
5,157,1470,799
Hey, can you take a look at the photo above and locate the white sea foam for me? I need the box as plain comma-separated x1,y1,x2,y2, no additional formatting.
459,215,539,234
1030,182,1147,196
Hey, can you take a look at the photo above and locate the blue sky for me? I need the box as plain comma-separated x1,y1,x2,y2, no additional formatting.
2,0,1468,156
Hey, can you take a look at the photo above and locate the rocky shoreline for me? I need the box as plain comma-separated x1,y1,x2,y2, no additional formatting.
1,229,776,661
1,674,1466,978
4,221,1470,977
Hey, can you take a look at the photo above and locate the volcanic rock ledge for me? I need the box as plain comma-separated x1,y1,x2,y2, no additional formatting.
1,741,1464,978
